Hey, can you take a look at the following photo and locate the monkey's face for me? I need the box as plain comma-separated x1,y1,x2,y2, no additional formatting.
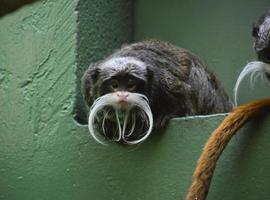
82,57,154,144
252,14,270,64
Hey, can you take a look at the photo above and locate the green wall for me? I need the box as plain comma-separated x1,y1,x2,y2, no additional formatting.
0,0,270,200
134,0,270,104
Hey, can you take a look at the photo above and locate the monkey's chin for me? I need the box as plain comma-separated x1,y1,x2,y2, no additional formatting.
234,61,270,105
88,93,153,145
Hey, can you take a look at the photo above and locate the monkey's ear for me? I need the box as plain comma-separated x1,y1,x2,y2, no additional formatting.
81,63,100,106
252,23,259,37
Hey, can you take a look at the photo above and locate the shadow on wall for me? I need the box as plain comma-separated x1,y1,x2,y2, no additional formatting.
0,0,39,17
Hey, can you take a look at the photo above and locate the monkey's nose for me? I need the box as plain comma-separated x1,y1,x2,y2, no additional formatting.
116,91,129,101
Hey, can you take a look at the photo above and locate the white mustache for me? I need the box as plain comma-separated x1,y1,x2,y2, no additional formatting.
234,61,270,105
88,93,153,145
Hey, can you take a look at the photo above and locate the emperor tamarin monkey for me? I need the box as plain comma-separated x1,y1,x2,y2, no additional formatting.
82,40,232,145
234,10,270,103
186,10,270,200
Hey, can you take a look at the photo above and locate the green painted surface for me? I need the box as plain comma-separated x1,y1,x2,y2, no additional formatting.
207,113,270,199
0,0,270,200
0,0,78,199
134,0,270,105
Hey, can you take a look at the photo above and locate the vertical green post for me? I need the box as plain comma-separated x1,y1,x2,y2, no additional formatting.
73,0,132,124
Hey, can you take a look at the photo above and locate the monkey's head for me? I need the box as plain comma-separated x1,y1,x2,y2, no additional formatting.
234,11,270,104
82,57,155,145
252,10,270,64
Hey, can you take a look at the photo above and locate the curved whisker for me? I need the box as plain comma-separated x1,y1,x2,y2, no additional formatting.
88,103,108,145
88,92,153,145
122,110,130,137
125,113,136,137
115,110,122,141
125,101,153,145
102,110,110,137
234,61,270,105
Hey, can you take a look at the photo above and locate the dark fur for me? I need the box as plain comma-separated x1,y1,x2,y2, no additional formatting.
252,10,270,64
82,40,232,134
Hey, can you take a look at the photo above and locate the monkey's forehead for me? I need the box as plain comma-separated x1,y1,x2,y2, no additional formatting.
257,17,270,40
260,16,270,28
98,57,148,79
101,57,147,71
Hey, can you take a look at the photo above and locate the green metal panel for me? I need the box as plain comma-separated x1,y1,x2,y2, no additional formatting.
0,0,270,200
134,0,270,105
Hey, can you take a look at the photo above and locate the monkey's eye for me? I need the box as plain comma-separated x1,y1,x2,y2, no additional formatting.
109,80,119,91
127,79,136,91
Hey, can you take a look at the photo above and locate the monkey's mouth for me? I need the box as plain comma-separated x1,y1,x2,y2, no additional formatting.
116,100,129,108
88,93,153,145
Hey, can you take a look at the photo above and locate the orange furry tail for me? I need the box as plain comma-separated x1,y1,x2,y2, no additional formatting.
185,99,270,200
